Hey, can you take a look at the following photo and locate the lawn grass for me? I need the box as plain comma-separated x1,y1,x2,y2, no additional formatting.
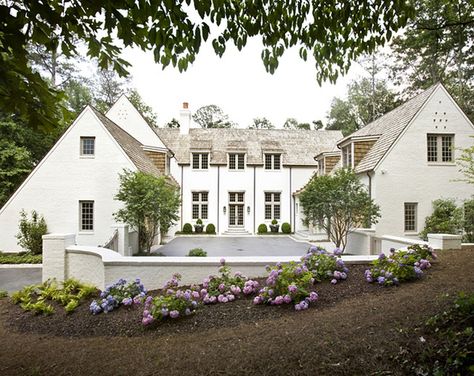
0,252,42,264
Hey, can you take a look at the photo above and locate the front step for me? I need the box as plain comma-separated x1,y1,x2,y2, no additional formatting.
222,228,251,236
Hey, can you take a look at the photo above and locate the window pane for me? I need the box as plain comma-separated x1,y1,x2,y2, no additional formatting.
81,137,95,155
201,192,208,202
427,135,438,162
192,192,199,202
192,154,200,169
404,203,417,232
237,154,245,169
442,136,453,162
201,153,209,169
274,204,281,219
229,154,236,169
201,204,208,219
274,193,280,202
265,205,272,220
265,154,272,169
237,193,244,202
80,201,94,231
274,154,281,169
192,204,199,219
265,193,272,202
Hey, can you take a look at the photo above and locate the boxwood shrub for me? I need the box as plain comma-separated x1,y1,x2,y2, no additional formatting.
258,224,268,234
187,248,207,257
206,223,216,234
182,223,193,234
281,222,291,234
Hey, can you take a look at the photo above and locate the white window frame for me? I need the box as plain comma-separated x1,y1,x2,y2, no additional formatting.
342,144,352,168
264,154,281,170
427,134,454,163
79,200,94,232
192,153,209,170
264,192,281,220
228,153,245,171
192,192,208,220
404,202,417,233
80,137,95,157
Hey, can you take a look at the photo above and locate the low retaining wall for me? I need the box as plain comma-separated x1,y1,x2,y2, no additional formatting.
43,234,378,290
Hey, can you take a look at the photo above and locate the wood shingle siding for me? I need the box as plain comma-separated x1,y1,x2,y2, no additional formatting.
144,151,167,173
354,140,377,168
324,155,340,174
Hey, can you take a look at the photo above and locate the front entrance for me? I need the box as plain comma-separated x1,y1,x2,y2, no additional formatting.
229,192,244,227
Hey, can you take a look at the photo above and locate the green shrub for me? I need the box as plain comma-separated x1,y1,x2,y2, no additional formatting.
281,222,291,234
196,218,203,225
271,219,278,225
0,252,42,264
420,199,463,240
182,223,193,234
187,248,207,257
258,223,268,234
206,223,216,234
0,290,8,298
463,198,474,242
16,210,47,254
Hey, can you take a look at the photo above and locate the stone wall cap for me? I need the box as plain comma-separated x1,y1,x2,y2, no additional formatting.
43,233,76,240
427,233,462,240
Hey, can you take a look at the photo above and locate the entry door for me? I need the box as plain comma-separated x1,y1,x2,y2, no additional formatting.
229,192,244,227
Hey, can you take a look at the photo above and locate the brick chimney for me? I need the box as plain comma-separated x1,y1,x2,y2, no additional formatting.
179,102,191,135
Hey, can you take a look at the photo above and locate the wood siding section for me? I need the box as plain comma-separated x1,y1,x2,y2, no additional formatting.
144,151,167,173
324,155,340,174
354,140,376,168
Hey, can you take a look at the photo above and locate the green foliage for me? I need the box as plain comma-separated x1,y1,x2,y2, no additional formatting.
420,199,463,240
258,224,268,234
16,210,47,254
300,169,380,250
0,251,42,264
206,223,216,234
192,105,234,128
249,117,274,129
196,218,203,225
0,290,8,298
114,170,180,252
127,89,157,127
281,222,291,234
165,118,180,128
457,138,474,184
11,279,96,315
187,248,207,257
182,223,193,234
464,198,474,242
283,118,316,130
271,219,278,225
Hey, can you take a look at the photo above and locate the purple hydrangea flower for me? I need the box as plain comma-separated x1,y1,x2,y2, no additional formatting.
169,310,180,319
331,279,337,285
220,258,226,266
288,284,297,294
308,291,318,302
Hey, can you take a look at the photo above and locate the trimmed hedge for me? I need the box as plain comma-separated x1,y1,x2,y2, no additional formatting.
258,224,268,234
182,223,193,234
0,252,42,264
281,222,291,234
206,223,216,234
187,248,207,257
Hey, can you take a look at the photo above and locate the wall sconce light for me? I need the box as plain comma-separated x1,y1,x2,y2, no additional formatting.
247,206,250,214
223,206,226,214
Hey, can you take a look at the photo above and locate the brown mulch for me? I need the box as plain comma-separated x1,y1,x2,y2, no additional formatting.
0,249,473,376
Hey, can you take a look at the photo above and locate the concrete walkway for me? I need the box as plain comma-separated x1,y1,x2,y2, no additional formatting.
156,236,332,257
0,266,42,293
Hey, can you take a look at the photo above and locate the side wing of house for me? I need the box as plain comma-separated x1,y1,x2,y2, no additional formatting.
373,85,474,238
0,107,138,251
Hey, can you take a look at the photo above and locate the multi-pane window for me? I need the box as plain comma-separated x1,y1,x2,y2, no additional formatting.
192,153,209,169
264,154,281,170
192,192,208,220
427,134,454,162
265,192,281,220
229,153,245,170
342,145,352,168
318,159,325,175
404,203,417,232
80,137,95,156
79,201,94,231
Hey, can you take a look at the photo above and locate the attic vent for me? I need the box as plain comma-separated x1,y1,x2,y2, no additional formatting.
117,109,128,121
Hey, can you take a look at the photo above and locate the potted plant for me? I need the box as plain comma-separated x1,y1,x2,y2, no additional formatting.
269,219,279,233
194,219,204,233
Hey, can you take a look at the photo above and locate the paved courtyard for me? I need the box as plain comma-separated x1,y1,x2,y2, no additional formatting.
156,236,324,257
0,267,42,293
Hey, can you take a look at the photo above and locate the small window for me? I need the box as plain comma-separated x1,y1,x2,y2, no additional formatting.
264,154,281,170
427,134,454,163
342,145,352,168
404,203,417,232
265,192,281,220
192,153,208,169
80,137,95,156
79,201,94,231
192,192,208,220
229,153,245,170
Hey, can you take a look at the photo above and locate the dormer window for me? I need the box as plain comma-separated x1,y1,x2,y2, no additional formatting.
342,145,352,168
192,153,209,169
264,154,281,170
229,153,245,170
80,137,95,156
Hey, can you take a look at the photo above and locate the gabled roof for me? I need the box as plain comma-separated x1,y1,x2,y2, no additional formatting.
154,128,343,166
91,108,163,177
342,83,440,173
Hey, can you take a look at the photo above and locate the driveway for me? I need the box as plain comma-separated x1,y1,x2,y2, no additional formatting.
157,236,325,257
0,266,42,293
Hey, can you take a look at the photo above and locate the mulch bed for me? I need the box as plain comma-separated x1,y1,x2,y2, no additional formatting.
0,249,473,376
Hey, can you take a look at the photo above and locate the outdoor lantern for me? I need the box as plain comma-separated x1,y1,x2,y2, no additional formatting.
223,206,226,214
247,206,250,214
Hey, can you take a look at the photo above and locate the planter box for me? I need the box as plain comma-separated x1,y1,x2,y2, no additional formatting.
269,224,280,233
194,225,204,233
427,233,462,250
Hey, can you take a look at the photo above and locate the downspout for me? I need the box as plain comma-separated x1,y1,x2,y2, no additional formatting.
180,165,184,230
289,167,292,230
253,166,256,234
366,171,372,200
217,165,220,234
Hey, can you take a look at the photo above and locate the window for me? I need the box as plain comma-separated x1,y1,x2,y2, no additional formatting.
342,145,352,168
404,203,417,232
265,192,281,220
318,159,325,175
192,153,209,169
79,201,94,231
192,192,208,220
228,153,245,170
264,154,281,170
427,134,454,163
80,137,95,156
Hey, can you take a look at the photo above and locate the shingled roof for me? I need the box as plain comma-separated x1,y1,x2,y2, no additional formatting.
154,128,343,166
91,108,164,177
340,83,440,173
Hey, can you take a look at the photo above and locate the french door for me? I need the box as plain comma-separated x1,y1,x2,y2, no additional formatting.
229,192,244,227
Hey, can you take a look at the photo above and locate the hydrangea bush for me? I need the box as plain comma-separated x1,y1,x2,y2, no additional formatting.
200,258,259,304
302,246,348,284
365,244,437,286
90,278,146,314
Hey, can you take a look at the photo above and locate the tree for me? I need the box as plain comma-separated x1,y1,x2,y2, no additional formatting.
1,1,413,131
16,210,48,254
63,79,94,117
326,98,359,136
249,117,274,129
192,105,233,128
457,138,474,184
464,198,474,242
299,169,380,251
94,69,126,113
114,170,180,252
127,89,158,127
389,0,474,120
283,118,314,130
312,120,324,130
165,118,180,128
419,199,463,240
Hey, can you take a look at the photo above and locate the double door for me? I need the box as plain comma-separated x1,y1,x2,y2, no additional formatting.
229,192,244,227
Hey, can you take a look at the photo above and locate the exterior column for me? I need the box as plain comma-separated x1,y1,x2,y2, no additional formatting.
42,234,76,282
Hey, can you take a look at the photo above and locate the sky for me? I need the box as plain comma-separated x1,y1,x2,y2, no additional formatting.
121,38,369,129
